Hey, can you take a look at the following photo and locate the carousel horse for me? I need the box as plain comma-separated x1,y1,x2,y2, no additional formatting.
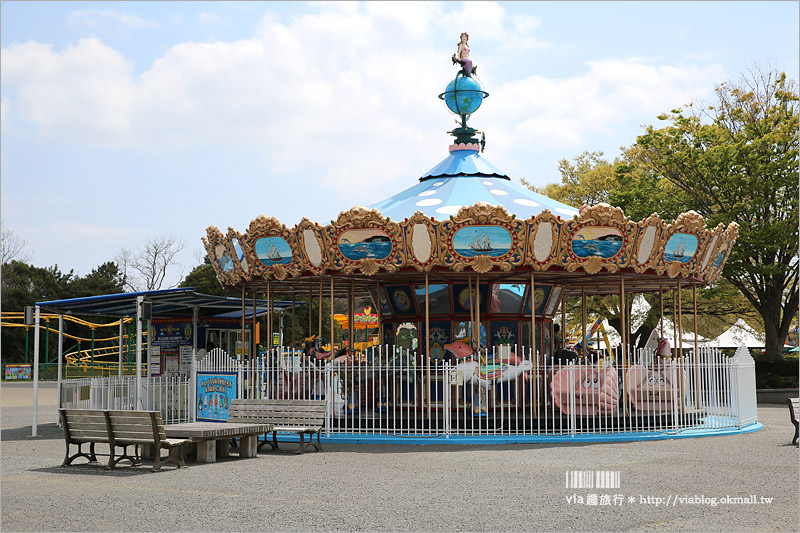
302,336,351,364
550,359,619,416
445,342,533,418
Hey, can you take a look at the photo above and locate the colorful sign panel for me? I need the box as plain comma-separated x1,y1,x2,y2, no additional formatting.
4,364,32,380
338,229,392,260
571,226,623,258
665,233,699,263
452,225,512,258
197,372,237,422
255,236,292,266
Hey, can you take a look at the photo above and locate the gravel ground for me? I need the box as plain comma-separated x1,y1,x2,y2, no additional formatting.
1,382,797,532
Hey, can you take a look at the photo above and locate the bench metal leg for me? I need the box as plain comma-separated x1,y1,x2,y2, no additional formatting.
296,432,307,454
793,424,798,445
197,440,216,463
240,435,258,458
62,442,98,466
107,444,141,470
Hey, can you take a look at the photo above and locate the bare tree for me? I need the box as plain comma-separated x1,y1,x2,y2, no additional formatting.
117,235,187,292
1,220,32,265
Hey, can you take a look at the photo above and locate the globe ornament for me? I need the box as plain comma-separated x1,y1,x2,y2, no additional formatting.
439,74,489,116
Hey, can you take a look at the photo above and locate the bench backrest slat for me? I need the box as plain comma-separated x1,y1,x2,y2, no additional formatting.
60,408,167,445
229,399,326,427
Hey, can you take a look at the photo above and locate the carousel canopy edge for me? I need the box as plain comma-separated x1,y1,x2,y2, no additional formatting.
202,203,738,289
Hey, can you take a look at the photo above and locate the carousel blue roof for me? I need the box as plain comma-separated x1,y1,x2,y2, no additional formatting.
370,148,580,221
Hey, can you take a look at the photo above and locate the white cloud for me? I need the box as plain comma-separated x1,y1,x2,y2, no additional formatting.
67,9,158,30
197,12,231,27
2,2,725,200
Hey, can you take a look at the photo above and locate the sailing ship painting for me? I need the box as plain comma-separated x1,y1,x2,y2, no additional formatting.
255,236,292,266
452,225,511,258
665,233,698,263
338,229,393,260
571,226,623,259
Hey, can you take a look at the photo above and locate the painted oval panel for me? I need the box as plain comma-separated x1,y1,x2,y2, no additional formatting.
571,226,623,259
701,235,718,269
303,229,323,267
533,221,554,262
452,225,512,258
636,226,657,265
339,229,392,261
411,223,432,263
218,254,234,272
664,233,698,263
255,236,292,266
231,237,249,273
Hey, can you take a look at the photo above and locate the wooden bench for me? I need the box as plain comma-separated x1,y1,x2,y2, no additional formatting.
788,398,799,445
59,409,190,472
229,399,326,454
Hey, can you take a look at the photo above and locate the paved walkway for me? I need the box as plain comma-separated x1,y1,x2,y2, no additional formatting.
1,383,797,531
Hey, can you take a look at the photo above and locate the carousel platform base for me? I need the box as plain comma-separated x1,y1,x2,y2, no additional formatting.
266,417,762,446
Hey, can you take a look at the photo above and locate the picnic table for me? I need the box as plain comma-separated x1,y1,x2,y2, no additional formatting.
163,422,273,463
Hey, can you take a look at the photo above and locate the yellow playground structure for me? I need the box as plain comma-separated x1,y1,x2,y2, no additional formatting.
1,312,147,377
563,315,615,360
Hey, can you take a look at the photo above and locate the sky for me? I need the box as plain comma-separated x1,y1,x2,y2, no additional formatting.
2,1,798,289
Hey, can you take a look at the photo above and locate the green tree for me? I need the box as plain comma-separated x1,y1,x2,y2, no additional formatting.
616,67,799,356
179,257,238,297
522,151,618,207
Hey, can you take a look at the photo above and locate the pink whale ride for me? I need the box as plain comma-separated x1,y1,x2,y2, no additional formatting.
625,360,684,413
443,341,525,366
550,364,619,415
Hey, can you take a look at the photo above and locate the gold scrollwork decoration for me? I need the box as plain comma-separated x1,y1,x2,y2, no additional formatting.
325,206,405,276
437,202,525,273
559,203,636,274
239,215,300,281
403,212,440,271
657,210,707,278
705,222,739,284
631,213,667,273
204,225,239,287
295,218,329,276
526,210,562,271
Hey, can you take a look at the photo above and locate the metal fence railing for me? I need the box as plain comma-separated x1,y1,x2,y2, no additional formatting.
188,344,756,437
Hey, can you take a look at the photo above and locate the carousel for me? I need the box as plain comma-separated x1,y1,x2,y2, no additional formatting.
200,35,753,441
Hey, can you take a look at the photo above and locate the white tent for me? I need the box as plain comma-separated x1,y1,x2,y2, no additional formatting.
704,319,764,348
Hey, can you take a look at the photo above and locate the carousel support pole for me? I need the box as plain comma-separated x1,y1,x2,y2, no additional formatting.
530,269,537,413
475,274,481,349
349,279,355,357
581,287,587,360
620,275,628,416
330,276,335,354
659,286,665,339
291,292,296,348
241,287,246,361
677,279,685,410
308,288,313,341
468,275,475,348
672,288,678,359
693,283,700,409
319,278,323,340
376,283,383,346
253,289,258,399
425,272,431,419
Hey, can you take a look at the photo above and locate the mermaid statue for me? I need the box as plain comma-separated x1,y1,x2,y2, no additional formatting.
451,31,477,77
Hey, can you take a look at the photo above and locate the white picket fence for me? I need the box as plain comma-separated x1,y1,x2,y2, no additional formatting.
59,375,191,424
188,344,757,437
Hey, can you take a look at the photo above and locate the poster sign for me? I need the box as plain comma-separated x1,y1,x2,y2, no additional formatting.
165,355,179,374
273,332,281,346
4,364,32,380
149,356,161,375
197,372,237,422
180,345,193,363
